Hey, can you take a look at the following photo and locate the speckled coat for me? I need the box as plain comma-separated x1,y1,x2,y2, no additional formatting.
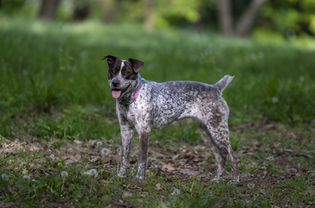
104,55,239,182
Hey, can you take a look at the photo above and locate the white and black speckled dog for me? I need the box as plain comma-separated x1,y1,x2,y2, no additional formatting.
103,55,239,182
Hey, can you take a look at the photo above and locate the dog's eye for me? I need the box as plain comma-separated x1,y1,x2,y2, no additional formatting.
125,69,132,75
123,68,131,75
122,68,136,80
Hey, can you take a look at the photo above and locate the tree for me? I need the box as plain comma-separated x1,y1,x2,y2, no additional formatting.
218,0,233,36
102,0,115,23
144,0,155,30
72,0,90,22
217,0,268,37
38,0,61,20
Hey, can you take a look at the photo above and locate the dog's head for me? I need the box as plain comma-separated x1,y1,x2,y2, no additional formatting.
103,55,144,99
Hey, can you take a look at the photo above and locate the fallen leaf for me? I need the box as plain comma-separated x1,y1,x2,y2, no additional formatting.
161,163,176,172
155,183,162,190
172,154,180,160
179,169,199,176
122,191,133,198
73,140,82,145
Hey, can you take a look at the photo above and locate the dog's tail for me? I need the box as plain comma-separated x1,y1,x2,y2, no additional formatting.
215,75,234,92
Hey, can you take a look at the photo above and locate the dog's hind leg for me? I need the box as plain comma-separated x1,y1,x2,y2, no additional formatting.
198,124,226,181
205,120,239,183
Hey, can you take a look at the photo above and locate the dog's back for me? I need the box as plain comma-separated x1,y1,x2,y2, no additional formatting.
146,77,232,128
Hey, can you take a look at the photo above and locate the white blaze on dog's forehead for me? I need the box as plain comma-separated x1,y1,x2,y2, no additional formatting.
120,60,126,70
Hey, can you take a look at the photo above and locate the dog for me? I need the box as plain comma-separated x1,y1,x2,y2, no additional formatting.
103,55,239,182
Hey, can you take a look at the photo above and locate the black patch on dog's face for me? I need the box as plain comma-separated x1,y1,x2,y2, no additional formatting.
106,57,121,80
121,61,137,80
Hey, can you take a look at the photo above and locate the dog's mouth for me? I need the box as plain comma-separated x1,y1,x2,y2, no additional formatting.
111,90,122,99
111,84,132,99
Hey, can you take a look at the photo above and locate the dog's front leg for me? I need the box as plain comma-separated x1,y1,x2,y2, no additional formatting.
135,132,149,180
117,124,133,178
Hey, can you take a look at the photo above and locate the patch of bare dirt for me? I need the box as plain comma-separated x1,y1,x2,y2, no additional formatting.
1,120,314,184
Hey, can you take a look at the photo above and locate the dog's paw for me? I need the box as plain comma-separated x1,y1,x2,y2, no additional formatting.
117,172,127,178
211,176,223,183
135,174,145,180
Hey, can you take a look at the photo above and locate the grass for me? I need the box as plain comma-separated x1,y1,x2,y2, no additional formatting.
0,17,315,207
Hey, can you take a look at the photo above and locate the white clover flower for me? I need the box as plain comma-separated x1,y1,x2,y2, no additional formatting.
84,169,98,177
60,171,69,178
100,147,111,157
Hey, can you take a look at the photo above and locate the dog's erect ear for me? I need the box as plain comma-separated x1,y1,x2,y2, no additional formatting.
128,58,144,72
103,55,117,66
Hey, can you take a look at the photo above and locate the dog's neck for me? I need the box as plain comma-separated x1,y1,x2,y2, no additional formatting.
117,75,143,106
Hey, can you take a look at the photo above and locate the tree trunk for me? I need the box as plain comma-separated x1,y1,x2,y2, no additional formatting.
217,0,234,36
38,0,61,20
235,0,268,37
102,0,115,23
144,0,155,30
72,0,90,21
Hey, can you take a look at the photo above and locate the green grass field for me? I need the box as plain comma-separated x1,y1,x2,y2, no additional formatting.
0,17,314,207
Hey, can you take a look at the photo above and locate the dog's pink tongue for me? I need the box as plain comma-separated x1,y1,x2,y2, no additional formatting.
112,90,122,99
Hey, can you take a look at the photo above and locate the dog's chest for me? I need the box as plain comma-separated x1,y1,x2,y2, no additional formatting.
126,106,142,123
125,88,151,125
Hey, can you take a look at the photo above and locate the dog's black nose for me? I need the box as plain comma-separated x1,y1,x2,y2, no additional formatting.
112,80,120,87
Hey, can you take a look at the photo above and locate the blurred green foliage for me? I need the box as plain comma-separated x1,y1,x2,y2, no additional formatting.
262,0,315,37
0,0,315,38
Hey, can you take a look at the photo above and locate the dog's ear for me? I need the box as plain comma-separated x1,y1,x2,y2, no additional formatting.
103,55,117,66
128,58,144,72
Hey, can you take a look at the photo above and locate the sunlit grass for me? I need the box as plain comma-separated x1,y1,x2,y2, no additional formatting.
1,17,315,140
